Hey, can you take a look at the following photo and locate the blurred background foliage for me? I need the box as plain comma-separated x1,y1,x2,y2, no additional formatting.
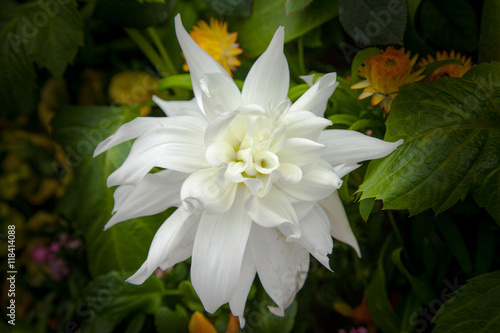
0,0,499,332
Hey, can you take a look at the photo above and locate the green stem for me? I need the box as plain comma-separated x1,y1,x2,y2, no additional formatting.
164,289,181,296
125,28,169,76
387,210,404,246
146,27,178,76
298,36,306,74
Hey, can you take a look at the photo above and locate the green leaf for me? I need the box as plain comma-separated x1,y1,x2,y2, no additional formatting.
178,281,204,312
288,83,310,102
51,105,171,277
124,313,146,333
436,216,472,276
479,0,500,62
204,0,253,17
391,248,435,304
285,0,313,14
359,197,375,222
245,300,298,333
350,47,382,81
328,114,359,127
433,270,500,332
227,0,339,57
82,271,165,332
155,306,189,333
338,0,407,46
20,0,83,79
360,62,500,224
418,0,478,52
158,73,192,91
94,0,175,29
366,236,401,333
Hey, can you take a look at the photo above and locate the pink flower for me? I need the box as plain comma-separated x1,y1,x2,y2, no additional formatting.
31,245,50,264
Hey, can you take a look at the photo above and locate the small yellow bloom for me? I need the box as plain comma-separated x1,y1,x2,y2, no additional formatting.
183,18,243,76
418,50,474,83
351,47,425,112
109,70,159,117
188,311,217,333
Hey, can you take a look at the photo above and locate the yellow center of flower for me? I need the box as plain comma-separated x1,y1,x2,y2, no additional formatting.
370,49,410,79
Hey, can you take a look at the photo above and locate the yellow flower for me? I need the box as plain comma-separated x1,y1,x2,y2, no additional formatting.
109,70,159,117
188,311,217,333
183,18,243,76
351,47,425,112
418,50,474,83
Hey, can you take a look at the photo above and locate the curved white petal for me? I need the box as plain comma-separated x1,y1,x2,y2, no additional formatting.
105,170,187,229
229,246,256,328
246,187,299,239
191,189,252,313
289,73,338,117
283,110,332,141
94,117,174,156
200,73,242,121
299,74,315,86
127,206,200,284
175,15,231,111
250,225,309,315
278,137,325,168
319,129,403,167
107,121,208,186
153,96,207,121
277,162,342,202
292,205,333,270
318,191,361,257
242,27,289,110
181,167,237,214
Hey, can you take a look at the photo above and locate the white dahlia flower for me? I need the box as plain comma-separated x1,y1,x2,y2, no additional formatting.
94,14,403,327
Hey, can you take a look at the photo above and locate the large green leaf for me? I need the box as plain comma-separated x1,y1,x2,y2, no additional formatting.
338,0,407,46
0,0,37,117
227,0,339,57
432,270,500,332
52,106,170,277
359,62,500,224
81,271,165,333
21,0,83,78
203,0,253,17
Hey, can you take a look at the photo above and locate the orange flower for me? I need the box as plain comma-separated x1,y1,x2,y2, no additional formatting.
351,47,425,112
188,311,217,333
183,18,243,76
418,50,474,83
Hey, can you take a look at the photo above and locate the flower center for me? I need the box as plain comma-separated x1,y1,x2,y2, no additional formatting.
371,49,409,78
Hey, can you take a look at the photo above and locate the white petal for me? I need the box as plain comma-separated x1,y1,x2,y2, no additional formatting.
292,205,333,269
289,73,338,117
333,163,362,179
153,96,207,121
175,15,230,111
299,74,315,86
283,110,332,141
277,163,303,185
277,162,342,202
242,27,289,110
107,121,208,186
94,117,174,156
250,225,309,314
200,73,242,121
127,206,199,284
181,168,237,214
318,191,361,257
191,189,253,313
319,129,403,167
229,246,256,328
105,170,187,229
246,187,299,239
277,137,325,167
